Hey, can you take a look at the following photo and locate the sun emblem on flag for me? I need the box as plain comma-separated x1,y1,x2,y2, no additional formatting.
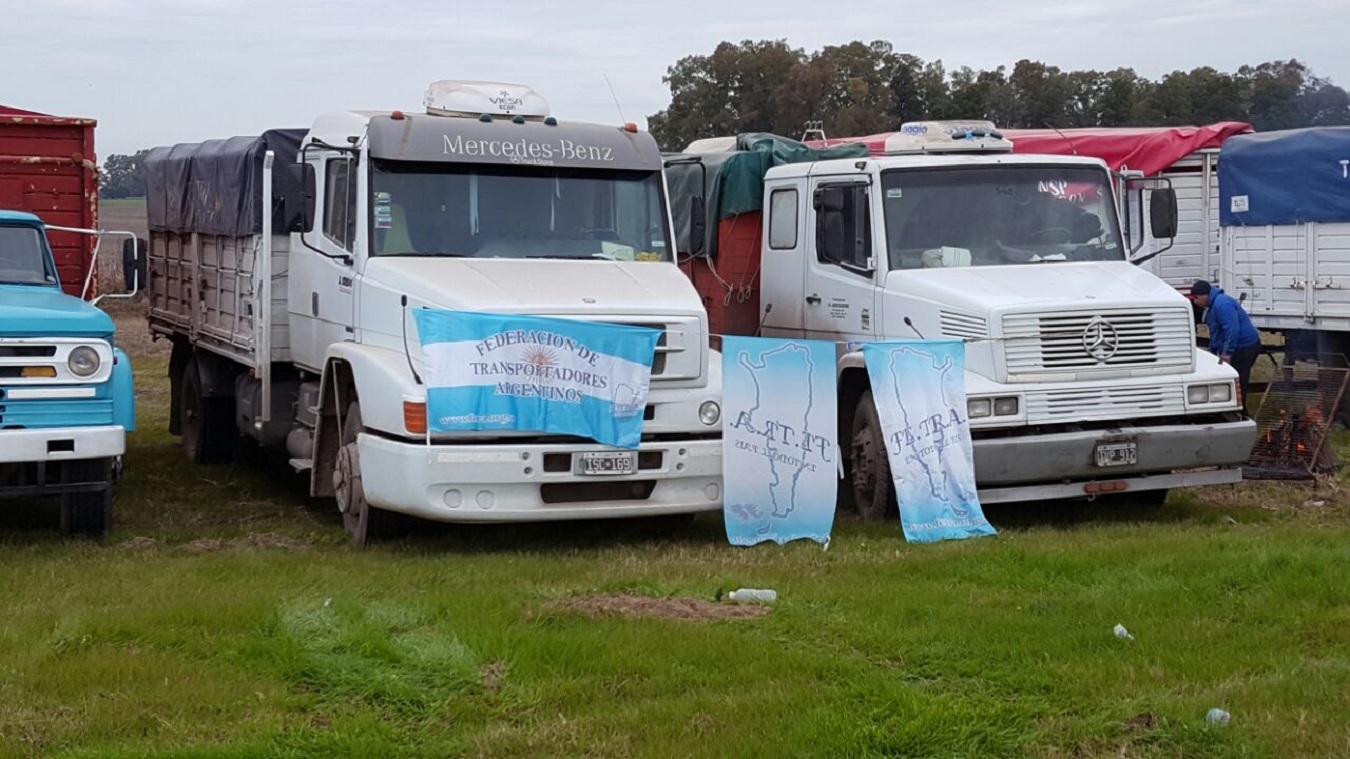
522,346,559,367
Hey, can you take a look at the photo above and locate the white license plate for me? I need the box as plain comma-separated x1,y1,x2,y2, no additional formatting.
1095,442,1137,467
575,451,636,476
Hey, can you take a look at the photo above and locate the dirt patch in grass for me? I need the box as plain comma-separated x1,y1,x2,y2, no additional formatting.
183,533,311,553
1124,712,1158,732
540,594,771,622
116,536,159,551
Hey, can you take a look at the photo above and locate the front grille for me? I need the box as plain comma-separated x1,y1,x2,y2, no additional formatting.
1003,308,1193,376
940,310,988,340
0,398,115,428
1024,384,1186,423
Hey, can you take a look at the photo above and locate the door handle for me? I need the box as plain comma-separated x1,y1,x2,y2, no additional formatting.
805,294,821,305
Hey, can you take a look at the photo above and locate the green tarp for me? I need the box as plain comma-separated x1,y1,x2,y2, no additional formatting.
666,133,869,258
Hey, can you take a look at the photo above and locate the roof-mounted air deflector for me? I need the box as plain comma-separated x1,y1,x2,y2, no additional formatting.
882,121,1013,155
424,80,550,121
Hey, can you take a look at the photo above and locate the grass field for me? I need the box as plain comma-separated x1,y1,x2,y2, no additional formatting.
1,201,1348,757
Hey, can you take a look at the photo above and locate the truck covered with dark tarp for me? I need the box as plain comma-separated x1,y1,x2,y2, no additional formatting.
144,129,306,236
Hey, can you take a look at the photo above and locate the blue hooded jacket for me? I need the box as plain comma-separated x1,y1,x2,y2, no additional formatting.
1203,286,1260,356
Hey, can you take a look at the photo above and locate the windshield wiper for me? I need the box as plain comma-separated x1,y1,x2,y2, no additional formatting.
382,252,471,258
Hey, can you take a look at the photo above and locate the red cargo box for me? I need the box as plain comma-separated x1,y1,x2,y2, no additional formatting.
0,104,98,298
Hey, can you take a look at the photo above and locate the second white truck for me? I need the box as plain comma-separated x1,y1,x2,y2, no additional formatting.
669,123,1257,515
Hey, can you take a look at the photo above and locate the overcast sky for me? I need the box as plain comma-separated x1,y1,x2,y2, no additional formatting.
5,0,1347,157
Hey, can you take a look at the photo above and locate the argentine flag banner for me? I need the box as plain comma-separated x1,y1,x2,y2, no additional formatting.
862,340,997,544
411,309,660,449
722,336,838,546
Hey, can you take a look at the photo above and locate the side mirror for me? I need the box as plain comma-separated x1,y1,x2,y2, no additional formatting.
1150,187,1178,240
813,186,845,213
121,237,147,292
287,162,316,233
689,195,707,258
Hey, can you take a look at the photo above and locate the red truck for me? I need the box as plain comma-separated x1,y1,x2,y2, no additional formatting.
0,103,100,298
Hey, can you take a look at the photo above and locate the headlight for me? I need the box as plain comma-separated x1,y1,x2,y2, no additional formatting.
1187,383,1235,405
67,345,101,377
1209,382,1232,403
699,401,721,426
993,397,1019,416
967,398,992,418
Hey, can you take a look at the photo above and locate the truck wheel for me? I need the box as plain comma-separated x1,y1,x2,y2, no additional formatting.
60,458,113,538
850,391,896,522
181,359,233,464
334,402,402,545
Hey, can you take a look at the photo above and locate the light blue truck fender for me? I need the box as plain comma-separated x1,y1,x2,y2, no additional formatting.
112,347,136,432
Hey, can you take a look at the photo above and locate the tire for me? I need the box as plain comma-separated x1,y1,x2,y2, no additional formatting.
850,390,895,522
334,402,403,545
181,358,234,464
60,457,113,538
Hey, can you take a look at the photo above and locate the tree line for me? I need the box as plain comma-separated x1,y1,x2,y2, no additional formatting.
100,43,1350,194
646,40,1350,152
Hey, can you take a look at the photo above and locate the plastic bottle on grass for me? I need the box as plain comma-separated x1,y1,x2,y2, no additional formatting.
1206,708,1231,726
727,588,777,604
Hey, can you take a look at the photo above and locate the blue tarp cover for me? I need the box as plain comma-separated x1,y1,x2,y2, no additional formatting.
1219,127,1350,227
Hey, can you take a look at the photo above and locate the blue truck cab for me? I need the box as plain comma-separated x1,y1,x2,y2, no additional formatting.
0,209,134,536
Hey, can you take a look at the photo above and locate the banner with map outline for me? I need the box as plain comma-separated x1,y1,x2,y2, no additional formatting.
721,336,838,546
862,340,997,543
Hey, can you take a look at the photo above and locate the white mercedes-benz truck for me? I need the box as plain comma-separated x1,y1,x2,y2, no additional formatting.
669,123,1257,518
144,81,722,542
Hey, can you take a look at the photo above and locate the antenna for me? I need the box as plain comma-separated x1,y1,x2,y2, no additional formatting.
401,295,423,385
903,316,926,340
603,74,627,125
1045,123,1078,155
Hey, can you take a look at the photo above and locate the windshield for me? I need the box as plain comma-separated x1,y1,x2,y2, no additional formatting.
0,225,56,285
881,165,1125,270
370,161,672,262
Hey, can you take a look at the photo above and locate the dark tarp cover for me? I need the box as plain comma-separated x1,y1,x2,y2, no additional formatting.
666,133,869,257
145,129,306,236
1219,127,1350,227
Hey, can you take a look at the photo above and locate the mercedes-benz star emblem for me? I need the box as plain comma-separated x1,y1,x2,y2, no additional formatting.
1081,318,1120,361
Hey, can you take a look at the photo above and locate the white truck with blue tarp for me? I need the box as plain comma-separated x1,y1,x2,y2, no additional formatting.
143,80,722,544
0,210,136,536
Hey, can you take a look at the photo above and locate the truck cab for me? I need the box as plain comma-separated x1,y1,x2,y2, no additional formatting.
0,210,135,536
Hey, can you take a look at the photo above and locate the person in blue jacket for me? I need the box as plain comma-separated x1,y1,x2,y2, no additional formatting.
1190,280,1261,407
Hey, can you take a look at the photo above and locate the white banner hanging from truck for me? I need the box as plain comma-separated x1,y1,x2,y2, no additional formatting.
721,336,838,546
862,341,997,543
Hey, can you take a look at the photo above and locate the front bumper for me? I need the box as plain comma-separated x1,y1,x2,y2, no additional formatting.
0,425,125,464
358,434,723,523
973,417,1257,502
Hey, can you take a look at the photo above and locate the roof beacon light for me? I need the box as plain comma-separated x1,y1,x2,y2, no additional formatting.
424,80,550,121
881,121,1014,156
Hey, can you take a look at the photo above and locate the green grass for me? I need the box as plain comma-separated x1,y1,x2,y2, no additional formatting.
1,317,1349,757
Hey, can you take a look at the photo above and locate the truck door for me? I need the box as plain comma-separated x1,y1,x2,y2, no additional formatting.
289,153,358,372
802,178,877,342
759,179,809,337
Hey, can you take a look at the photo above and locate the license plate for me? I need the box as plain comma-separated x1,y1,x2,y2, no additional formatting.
1094,442,1137,467
575,451,636,476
